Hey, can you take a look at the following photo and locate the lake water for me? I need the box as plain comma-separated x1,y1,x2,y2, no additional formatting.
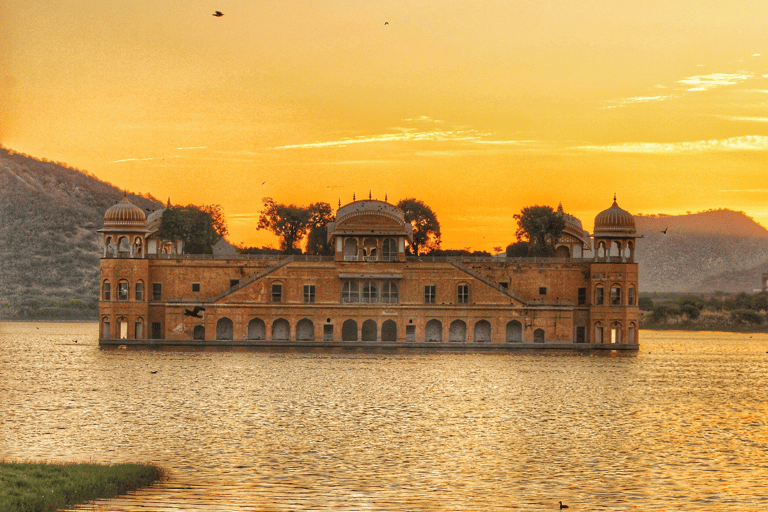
1,322,767,511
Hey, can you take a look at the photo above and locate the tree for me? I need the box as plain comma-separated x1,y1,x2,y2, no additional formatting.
513,205,566,257
257,197,311,253
396,198,441,255
156,204,228,254
638,296,654,311
304,202,335,255
506,241,530,258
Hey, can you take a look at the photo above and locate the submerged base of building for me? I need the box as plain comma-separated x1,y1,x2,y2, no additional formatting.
100,338,640,350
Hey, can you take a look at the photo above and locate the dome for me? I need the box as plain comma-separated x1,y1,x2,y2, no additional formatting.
593,196,636,236
103,195,146,230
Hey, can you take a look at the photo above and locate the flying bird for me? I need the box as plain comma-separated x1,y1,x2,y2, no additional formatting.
384,21,389,25
213,11,224,17
661,227,668,234
184,306,206,318
559,502,569,510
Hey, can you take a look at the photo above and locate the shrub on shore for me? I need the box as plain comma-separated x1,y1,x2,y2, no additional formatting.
0,460,164,512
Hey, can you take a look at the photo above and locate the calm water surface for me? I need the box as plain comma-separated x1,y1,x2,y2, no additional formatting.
1,322,767,511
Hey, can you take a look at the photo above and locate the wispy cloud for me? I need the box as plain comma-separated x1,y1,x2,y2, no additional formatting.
401,116,443,123
678,73,754,91
716,115,768,123
176,146,208,150
271,129,490,150
572,135,768,153
109,156,181,163
473,139,542,145
719,188,768,193
602,95,669,109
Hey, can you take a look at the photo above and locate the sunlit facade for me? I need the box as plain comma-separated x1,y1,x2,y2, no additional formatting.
98,195,640,348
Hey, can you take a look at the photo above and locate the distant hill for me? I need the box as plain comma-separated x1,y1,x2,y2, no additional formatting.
0,146,162,319
635,210,768,293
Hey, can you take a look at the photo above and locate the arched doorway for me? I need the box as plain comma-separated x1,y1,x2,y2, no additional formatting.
193,325,205,340
474,320,491,342
506,320,522,342
216,317,233,340
247,318,266,340
425,319,443,342
381,320,397,342
272,318,290,340
342,319,358,341
296,318,315,341
362,319,377,341
449,320,467,342
533,328,545,343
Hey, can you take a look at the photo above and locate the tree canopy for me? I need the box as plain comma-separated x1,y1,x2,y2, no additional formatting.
257,198,334,254
304,202,335,255
512,205,566,257
155,204,228,254
396,198,441,255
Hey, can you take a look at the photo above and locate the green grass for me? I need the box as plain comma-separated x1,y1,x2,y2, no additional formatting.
0,460,165,512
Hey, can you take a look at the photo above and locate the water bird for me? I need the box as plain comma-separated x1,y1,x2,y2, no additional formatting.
73,340,78,343
213,11,224,17
151,370,158,374
559,502,569,509
661,227,668,234
184,306,206,318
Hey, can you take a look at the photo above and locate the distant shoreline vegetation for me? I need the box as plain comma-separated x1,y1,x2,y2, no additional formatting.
640,291,768,332
0,297,98,321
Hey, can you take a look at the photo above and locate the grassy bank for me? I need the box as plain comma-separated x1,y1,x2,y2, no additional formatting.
640,310,768,333
0,461,165,512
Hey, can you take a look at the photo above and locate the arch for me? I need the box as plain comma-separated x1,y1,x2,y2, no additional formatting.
506,320,523,342
344,238,358,260
474,320,492,343
193,325,205,340
361,281,378,303
381,320,397,342
118,317,128,339
595,285,605,305
594,322,604,344
363,238,378,260
247,318,266,340
271,318,290,340
102,316,111,339
425,319,443,342
216,317,234,340
362,319,377,341
296,318,315,341
342,319,358,341
610,284,622,305
117,279,129,301
626,240,635,262
118,236,132,253
381,281,398,303
596,241,606,259
610,240,621,259
133,236,144,255
628,285,636,306
382,238,397,261
628,322,637,344
610,322,622,344
533,328,545,343
555,245,570,258
449,320,467,342
135,280,144,301
134,317,144,339
102,280,111,301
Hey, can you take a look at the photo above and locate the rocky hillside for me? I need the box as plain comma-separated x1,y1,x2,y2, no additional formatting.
0,146,162,319
635,211,768,293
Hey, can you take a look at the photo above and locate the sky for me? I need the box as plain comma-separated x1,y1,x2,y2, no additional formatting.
3,0,768,251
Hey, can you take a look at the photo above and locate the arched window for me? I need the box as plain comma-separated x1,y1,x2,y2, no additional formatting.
474,320,491,342
362,319,377,341
135,317,144,339
363,238,378,260
102,316,111,339
134,236,143,255
425,319,443,342
381,320,397,342
627,286,636,306
341,281,359,303
449,320,467,342
193,325,205,340
381,282,398,303
361,281,378,303
118,317,128,339
610,285,622,305
595,285,604,305
296,318,314,341
118,236,132,253
342,319,358,341
102,280,111,301
506,320,522,342
628,322,637,344
216,317,234,340
118,280,129,301
533,328,545,343
556,245,570,258
247,318,266,340
457,283,470,304
610,322,622,343
382,238,397,261
595,322,604,344
135,280,144,301
272,318,290,340
344,238,358,261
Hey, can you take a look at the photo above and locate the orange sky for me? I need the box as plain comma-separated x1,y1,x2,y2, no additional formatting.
3,0,768,251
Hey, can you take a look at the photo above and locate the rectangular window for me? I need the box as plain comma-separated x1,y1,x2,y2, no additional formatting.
595,326,603,343
458,284,469,304
611,286,622,306
595,287,604,305
539,286,547,296
628,287,636,306
152,283,162,301
425,285,436,304
578,287,587,305
304,284,316,303
406,325,416,342
151,322,162,339
135,282,144,301
102,321,111,339
575,326,586,343
500,282,509,289
135,322,143,339
230,279,240,288
272,283,282,302
118,282,129,301
192,283,201,293
323,324,334,341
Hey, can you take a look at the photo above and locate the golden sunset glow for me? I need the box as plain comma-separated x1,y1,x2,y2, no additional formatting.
3,0,768,250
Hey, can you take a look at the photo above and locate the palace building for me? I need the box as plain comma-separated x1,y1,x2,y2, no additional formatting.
98,195,640,348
